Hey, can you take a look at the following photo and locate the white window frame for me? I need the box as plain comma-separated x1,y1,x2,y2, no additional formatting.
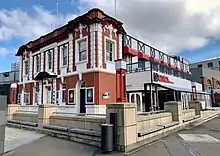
85,87,95,104
61,84,66,103
105,37,116,63
17,94,21,105
60,44,69,68
75,36,88,64
34,86,39,105
23,59,29,76
35,55,41,74
78,38,87,62
46,49,53,71
68,88,75,104
24,92,30,105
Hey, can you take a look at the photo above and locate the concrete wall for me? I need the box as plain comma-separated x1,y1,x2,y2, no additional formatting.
0,96,7,155
188,68,203,83
189,58,220,71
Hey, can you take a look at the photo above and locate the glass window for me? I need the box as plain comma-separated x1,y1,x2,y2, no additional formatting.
48,50,52,70
35,55,40,73
24,92,30,104
106,40,114,61
35,86,39,104
207,62,213,68
62,84,66,103
24,60,29,75
61,45,68,66
68,89,75,104
198,64,202,68
78,39,87,61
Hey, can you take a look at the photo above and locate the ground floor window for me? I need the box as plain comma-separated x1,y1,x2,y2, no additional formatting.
24,92,30,104
68,89,75,104
35,86,39,105
56,91,59,104
86,87,94,104
62,84,66,103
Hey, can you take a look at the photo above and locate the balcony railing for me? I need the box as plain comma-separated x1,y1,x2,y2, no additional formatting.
126,62,151,73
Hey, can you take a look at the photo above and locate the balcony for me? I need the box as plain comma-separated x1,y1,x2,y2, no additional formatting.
123,34,191,74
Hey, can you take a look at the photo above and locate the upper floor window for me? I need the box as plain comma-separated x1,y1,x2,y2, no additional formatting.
106,40,115,62
47,50,53,70
78,39,87,61
60,44,68,67
207,62,213,68
35,55,40,73
24,60,29,75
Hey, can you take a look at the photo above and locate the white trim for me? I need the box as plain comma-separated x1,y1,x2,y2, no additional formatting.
104,36,117,63
68,88,75,104
75,36,89,64
85,87,95,104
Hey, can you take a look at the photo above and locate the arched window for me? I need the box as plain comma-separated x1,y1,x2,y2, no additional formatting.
216,81,220,88
136,94,141,112
207,79,212,90
131,94,135,103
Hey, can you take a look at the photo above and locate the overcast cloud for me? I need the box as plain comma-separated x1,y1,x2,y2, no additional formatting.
1,0,220,57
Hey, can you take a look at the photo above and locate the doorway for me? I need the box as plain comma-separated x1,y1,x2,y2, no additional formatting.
45,85,52,104
80,82,86,113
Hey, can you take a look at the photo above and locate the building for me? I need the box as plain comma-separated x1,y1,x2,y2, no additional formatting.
11,60,20,71
188,67,220,106
124,35,211,111
190,57,220,71
14,8,126,114
13,8,211,113
0,71,19,104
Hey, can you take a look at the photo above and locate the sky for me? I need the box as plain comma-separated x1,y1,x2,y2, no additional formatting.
1,0,220,72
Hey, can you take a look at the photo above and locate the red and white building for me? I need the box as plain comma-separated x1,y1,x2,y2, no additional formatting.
12,8,126,114
11,8,211,113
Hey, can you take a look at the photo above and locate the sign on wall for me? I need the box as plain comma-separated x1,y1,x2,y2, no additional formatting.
102,92,110,100
153,73,174,84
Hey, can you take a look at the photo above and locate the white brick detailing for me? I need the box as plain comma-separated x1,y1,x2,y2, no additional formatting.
52,80,56,103
40,52,44,72
54,47,58,74
118,34,123,59
38,81,42,105
69,33,73,72
90,24,96,69
29,52,33,80
19,56,22,82
97,24,103,68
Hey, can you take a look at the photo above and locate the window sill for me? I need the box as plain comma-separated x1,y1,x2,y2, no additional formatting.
76,60,87,64
60,65,68,69
106,61,115,64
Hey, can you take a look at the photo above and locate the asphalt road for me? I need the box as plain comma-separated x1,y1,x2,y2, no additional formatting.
4,116,220,156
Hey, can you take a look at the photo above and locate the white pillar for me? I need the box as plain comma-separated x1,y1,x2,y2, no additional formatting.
41,52,44,72
54,46,58,74
118,34,123,59
29,52,33,80
69,34,73,72
90,24,96,68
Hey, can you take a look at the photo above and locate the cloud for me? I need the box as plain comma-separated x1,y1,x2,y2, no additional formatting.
0,47,15,57
0,6,77,42
76,0,220,55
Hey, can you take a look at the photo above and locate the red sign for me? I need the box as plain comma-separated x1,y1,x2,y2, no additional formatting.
153,73,174,84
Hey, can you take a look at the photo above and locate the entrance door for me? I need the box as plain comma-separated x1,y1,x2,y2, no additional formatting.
80,89,86,113
46,86,52,104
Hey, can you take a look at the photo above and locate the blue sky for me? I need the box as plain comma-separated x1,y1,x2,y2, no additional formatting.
0,0,220,72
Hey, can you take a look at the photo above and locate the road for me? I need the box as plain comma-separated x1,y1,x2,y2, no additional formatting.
4,116,220,156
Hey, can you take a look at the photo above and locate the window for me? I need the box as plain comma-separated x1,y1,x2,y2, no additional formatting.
207,79,212,90
78,39,87,61
24,60,29,75
24,92,30,104
17,94,21,104
60,44,68,66
106,40,114,61
35,55,40,73
47,50,52,70
86,87,94,104
35,86,39,104
207,62,213,68
62,84,66,103
198,64,202,68
68,89,75,104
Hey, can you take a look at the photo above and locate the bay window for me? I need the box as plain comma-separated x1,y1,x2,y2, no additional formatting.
24,60,29,75
47,50,52,70
35,55,40,73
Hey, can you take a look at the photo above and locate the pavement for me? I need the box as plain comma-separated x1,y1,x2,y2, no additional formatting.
3,115,220,156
